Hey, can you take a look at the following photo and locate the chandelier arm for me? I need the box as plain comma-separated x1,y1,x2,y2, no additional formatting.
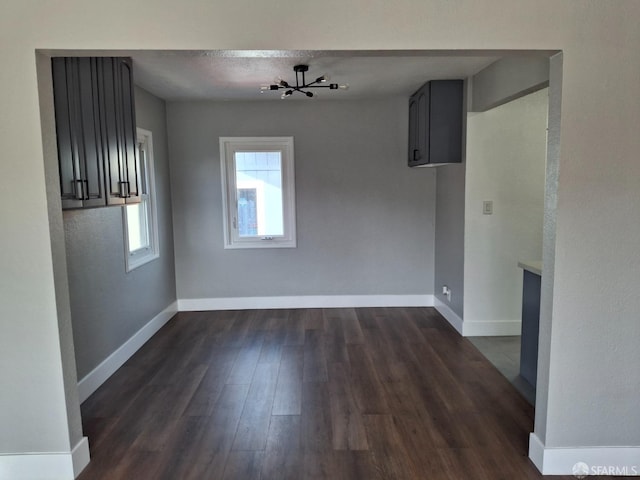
303,79,322,88
275,84,335,91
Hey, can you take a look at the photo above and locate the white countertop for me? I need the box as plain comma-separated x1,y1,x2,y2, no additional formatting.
518,260,542,276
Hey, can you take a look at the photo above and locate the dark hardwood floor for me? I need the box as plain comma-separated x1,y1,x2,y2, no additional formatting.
78,307,578,479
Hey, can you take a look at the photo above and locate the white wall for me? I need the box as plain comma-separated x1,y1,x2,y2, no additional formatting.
463,88,548,334
1,1,639,477
35,52,85,455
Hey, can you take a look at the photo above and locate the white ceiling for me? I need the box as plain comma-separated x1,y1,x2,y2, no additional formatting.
130,50,500,101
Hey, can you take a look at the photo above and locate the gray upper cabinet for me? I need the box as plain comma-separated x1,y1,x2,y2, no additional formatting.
52,57,140,209
408,79,463,167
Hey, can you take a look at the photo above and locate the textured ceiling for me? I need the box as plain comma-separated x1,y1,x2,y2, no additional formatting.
130,50,500,101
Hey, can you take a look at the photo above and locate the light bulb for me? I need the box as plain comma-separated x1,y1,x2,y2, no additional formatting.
274,77,289,88
315,74,329,83
260,85,269,91
339,84,350,90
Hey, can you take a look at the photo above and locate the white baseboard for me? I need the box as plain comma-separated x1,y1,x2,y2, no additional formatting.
0,437,89,480
77,301,178,402
433,298,521,336
71,437,90,478
178,294,434,311
461,319,522,336
433,298,464,334
529,432,545,470
529,433,640,476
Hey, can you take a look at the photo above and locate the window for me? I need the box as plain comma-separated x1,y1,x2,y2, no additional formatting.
220,137,296,249
123,128,159,271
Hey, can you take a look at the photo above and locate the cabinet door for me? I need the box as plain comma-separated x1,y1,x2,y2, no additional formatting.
408,86,429,166
118,58,141,204
429,80,463,165
52,58,83,209
417,86,429,164
75,58,105,207
98,58,127,206
52,58,105,208
408,93,419,164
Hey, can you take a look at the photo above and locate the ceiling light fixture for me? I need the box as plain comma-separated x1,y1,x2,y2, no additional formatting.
261,64,349,99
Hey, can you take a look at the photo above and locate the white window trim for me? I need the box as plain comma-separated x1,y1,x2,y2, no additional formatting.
220,136,297,249
123,128,160,271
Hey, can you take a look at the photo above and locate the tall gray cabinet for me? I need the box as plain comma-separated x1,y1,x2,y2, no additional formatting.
52,57,141,209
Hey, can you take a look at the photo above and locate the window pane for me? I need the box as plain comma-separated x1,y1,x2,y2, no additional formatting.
235,151,284,236
138,144,148,195
237,188,258,236
127,200,150,252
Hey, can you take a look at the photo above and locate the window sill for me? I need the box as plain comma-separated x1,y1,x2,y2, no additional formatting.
223,239,297,249
125,251,159,272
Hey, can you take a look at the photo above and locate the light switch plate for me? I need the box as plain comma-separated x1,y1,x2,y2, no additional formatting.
483,201,493,215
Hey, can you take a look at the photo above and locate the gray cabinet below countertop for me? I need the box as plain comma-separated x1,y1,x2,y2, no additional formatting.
519,261,541,391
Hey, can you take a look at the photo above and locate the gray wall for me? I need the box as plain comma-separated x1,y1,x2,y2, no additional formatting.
433,164,465,317
64,86,176,379
168,99,436,299
471,56,549,112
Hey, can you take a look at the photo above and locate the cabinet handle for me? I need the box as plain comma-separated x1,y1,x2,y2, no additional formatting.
74,179,84,200
413,149,421,161
83,179,89,200
119,181,131,198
